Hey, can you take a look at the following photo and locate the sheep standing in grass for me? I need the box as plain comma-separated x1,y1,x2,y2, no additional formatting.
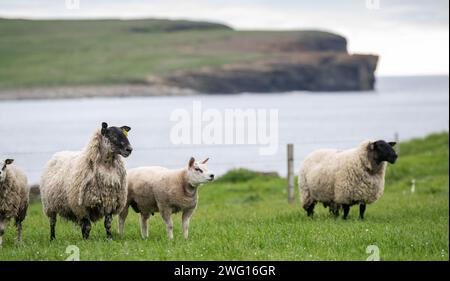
40,122,132,240
118,157,214,240
298,140,397,219
0,159,29,248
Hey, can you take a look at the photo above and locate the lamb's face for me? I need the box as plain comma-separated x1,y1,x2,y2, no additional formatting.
0,159,14,183
370,140,398,164
101,122,133,158
186,157,215,186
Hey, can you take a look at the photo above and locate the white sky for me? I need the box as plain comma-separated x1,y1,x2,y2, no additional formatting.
0,0,448,76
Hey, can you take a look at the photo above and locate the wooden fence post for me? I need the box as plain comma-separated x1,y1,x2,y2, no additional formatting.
394,132,400,155
287,143,294,203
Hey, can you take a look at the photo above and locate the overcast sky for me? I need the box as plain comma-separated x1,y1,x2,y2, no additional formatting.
0,0,448,76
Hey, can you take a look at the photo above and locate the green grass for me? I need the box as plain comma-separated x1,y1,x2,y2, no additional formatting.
0,133,448,260
0,18,341,89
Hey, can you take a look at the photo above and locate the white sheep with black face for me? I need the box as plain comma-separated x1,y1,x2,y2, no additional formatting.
0,159,29,248
298,140,398,219
118,157,214,240
40,122,133,241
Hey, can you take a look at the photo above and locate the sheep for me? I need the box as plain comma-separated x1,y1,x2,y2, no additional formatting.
0,159,29,248
298,140,397,220
40,122,133,240
118,157,214,240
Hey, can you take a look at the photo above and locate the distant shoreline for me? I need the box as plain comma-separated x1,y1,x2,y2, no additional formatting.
0,85,198,101
0,74,448,101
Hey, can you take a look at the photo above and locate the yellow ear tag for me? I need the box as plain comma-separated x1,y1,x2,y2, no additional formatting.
122,129,128,137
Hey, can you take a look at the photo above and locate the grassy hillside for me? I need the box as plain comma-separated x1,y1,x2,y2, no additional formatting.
0,133,448,260
0,18,344,89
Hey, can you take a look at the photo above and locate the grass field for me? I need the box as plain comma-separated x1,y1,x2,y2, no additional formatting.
0,18,341,89
0,133,448,261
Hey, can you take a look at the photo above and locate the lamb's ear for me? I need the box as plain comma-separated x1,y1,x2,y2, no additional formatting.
388,142,396,147
5,159,14,165
101,122,108,135
369,142,376,150
188,157,195,168
201,158,209,164
121,126,131,132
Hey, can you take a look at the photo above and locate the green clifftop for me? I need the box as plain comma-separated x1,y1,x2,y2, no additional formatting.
0,18,378,94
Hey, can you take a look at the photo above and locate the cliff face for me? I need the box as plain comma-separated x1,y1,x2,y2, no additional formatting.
158,54,378,93
153,32,378,93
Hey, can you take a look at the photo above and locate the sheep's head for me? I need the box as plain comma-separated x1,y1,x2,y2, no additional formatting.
0,159,14,183
100,122,133,158
369,140,398,164
186,157,214,187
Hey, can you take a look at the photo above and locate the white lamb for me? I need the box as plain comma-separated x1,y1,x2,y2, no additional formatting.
40,122,132,240
118,157,214,240
0,159,29,248
298,140,397,219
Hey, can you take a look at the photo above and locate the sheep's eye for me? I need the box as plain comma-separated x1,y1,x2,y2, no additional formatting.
195,167,203,173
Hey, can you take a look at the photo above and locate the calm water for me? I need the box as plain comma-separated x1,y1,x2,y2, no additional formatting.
0,76,448,184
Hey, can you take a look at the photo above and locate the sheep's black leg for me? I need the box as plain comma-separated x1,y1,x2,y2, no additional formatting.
15,204,27,243
81,218,91,240
306,202,316,217
15,220,23,243
359,204,366,220
331,205,340,218
342,204,350,220
49,214,57,241
0,219,4,247
104,214,113,240
327,202,339,218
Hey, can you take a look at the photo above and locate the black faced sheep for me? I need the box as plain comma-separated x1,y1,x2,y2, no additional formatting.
298,140,397,219
40,122,132,240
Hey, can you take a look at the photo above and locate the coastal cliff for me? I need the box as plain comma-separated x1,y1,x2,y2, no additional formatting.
0,19,378,98
151,31,378,93
155,53,378,93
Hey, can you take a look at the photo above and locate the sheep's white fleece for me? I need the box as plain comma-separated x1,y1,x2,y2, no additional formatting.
40,129,127,223
0,165,28,221
126,167,198,214
298,140,386,207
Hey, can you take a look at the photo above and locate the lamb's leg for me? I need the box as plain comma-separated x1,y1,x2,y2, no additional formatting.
160,209,174,240
342,204,350,220
104,214,113,240
139,213,150,239
359,204,366,220
182,208,195,239
118,205,129,236
0,219,4,248
81,218,91,240
49,214,57,241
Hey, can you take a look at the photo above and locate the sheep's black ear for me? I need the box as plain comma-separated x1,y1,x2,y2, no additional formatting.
101,122,108,135
369,142,375,150
121,126,131,132
188,157,195,168
5,159,14,165
388,142,396,147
